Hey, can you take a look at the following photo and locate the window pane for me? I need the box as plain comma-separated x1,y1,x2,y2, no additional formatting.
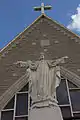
56,80,69,105
68,81,77,88
1,111,13,120
16,93,28,116
70,90,80,111
30,96,32,107
74,113,80,120
20,83,29,92
15,117,28,120
4,97,14,109
60,107,71,119
74,113,80,117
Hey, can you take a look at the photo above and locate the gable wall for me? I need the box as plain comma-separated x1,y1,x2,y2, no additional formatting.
0,15,80,105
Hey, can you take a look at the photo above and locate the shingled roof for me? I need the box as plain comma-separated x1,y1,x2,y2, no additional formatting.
0,14,80,111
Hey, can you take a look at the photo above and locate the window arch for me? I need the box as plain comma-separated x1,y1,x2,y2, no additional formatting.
56,76,80,119
1,77,80,120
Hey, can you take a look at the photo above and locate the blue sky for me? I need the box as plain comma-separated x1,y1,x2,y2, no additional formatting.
0,0,80,49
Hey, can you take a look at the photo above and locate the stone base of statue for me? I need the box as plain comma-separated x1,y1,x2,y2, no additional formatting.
29,99,63,120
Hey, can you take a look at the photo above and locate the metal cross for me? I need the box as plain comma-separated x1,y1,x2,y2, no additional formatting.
34,3,52,14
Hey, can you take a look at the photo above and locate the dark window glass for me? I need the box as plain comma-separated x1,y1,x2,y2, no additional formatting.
73,113,80,120
4,97,14,109
74,113,80,117
15,117,28,120
30,96,32,107
70,90,80,111
61,76,65,80
60,107,71,119
56,80,69,105
68,81,77,88
20,83,29,92
1,110,13,120
16,93,28,116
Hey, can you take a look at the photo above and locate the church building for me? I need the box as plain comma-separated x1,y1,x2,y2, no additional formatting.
0,3,80,120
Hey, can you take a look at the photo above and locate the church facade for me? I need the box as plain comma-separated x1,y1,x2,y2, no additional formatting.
0,5,80,120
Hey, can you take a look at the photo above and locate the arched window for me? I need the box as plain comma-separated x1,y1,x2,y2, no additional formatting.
1,77,80,120
1,84,29,120
56,76,80,119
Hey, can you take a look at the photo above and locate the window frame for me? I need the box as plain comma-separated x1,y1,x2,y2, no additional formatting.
1,77,80,120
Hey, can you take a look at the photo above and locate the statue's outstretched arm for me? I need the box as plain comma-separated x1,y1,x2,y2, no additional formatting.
50,56,68,67
55,56,68,65
14,61,29,68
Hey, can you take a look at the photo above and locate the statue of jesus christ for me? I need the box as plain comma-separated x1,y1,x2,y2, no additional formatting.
15,53,68,120
15,54,68,106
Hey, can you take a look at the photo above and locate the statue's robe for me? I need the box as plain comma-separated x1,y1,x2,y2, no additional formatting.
15,57,66,120
28,60,60,104
27,60,63,120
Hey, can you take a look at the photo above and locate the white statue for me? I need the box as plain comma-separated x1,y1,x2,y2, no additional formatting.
15,53,68,120
15,53,68,107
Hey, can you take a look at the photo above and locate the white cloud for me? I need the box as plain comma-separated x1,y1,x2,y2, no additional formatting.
67,4,80,32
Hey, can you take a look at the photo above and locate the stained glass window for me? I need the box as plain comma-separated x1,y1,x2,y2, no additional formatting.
15,117,28,120
19,83,29,92
73,113,80,120
1,111,13,120
16,93,28,116
4,97,14,109
57,77,80,119
68,81,77,88
70,90,80,111
1,83,29,120
56,80,69,105
60,107,71,118
1,77,80,120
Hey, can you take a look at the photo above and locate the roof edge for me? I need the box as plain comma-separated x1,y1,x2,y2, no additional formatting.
44,15,80,39
1,14,80,54
0,14,45,53
0,14,80,54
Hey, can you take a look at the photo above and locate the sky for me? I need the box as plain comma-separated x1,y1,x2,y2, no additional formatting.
0,0,80,49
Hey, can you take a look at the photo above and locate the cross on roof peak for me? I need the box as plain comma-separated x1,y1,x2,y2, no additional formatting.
34,3,52,14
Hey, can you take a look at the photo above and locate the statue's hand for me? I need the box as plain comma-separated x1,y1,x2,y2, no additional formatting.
49,56,69,66
14,61,22,64
63,56,69,59
14,61,27,67
60,56,69,64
